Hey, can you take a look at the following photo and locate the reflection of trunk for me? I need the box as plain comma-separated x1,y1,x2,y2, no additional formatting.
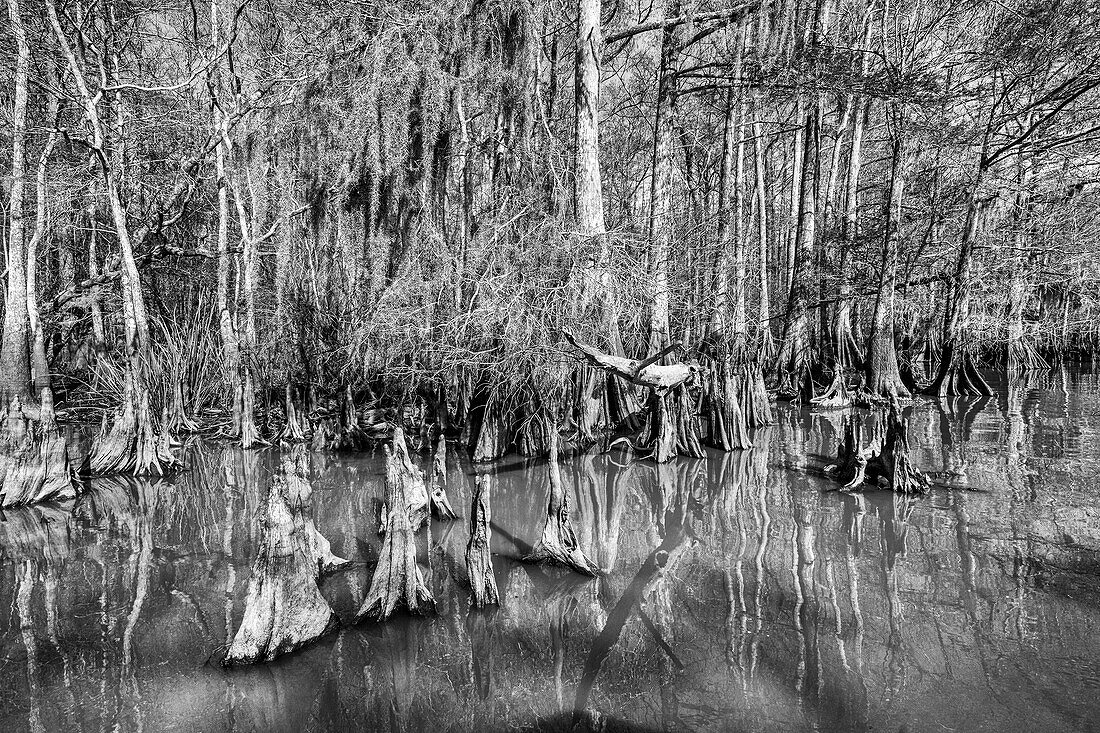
524,423,598,576
223,458,342,664
573,477,691,726
466,472,500,607
357,427,434,621
466,609,497,700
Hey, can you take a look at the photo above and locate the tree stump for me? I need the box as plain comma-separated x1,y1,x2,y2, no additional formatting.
465,472,499,608
827,405,930,494
222,459,342,665
428,431,458,520
356,427,434,622
523,425,599,576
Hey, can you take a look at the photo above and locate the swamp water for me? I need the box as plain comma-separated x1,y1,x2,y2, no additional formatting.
2,370,1099,732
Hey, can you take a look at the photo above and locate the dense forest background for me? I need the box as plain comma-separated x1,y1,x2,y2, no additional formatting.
2,0,1100,494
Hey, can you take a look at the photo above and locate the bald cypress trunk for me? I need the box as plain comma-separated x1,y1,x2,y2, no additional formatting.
48,0,176,475
1,0,33,410
865,133,910,398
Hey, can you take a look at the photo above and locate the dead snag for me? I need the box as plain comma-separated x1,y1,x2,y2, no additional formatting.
356,427,434,622
563,330,703,462
280,448,351,574
563,330,698,392
827,407,930,494
524,421,599,576
222,473,340,665
428,431,458,520
466,472,499,608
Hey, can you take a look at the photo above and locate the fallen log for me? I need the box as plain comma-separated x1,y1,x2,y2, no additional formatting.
562,330,699,393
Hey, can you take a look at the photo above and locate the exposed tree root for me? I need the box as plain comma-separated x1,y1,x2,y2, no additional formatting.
811,370,853,409
0,405,75,507
276,386,307,444
523,424,599,576
924,340,992,397
221,463,342,665
466,471,499,608
428,431,458,520
356,427,434,622
827,406,931,494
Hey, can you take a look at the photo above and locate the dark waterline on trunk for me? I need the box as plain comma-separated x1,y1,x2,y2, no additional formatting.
1,369,1099,732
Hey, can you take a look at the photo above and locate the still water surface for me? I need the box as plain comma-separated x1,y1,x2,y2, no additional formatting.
2,370,1099,732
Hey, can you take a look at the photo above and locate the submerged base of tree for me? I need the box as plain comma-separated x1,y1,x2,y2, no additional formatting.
466,472,499,608
356,427,435,622
924,342,993,397
523,424,599,577
827,405,931,494
0,409,75,507
222,452,345,665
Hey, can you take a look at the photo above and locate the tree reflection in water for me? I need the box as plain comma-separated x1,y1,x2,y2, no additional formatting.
2,374,1100,731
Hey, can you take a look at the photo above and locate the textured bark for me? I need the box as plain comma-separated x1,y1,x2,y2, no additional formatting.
466,472,499,608
925,169,992,397
524,424,599,576
356,427,434,621
222,452,344,665
647,0,687,355
0,418,75,507
574,0,605,237
835,96,870,371
702,354,752,451
775,107,821,397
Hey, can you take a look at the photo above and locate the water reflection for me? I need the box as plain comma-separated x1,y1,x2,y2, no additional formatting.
1,372,1100,731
